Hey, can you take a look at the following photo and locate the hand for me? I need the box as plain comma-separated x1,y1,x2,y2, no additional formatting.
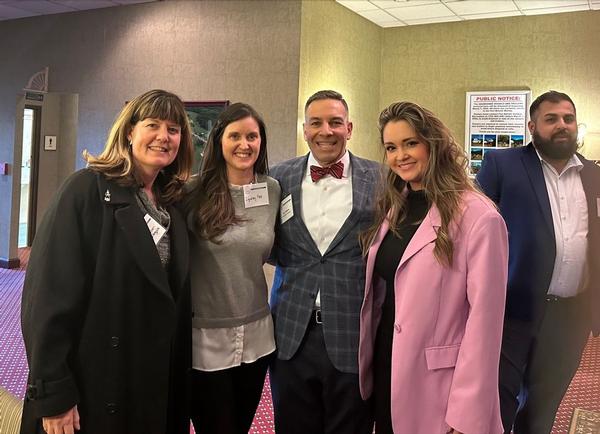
42,405,80,434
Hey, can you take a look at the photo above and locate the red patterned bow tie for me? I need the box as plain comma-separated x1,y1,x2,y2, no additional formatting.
310,161,344,182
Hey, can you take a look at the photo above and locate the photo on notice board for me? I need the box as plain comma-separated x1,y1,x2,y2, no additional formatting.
484,134,497,147
185,101,229,175
471,147,483,161
470,160,482,175
497,134,510,147
510,134,524,147
471,134,483,147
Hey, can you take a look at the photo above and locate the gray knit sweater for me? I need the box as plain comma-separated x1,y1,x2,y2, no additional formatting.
190,175,281,328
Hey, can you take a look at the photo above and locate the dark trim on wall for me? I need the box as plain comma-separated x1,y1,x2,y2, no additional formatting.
0,257,20,269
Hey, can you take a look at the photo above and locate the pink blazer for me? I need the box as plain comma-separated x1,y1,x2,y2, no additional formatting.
358,191,508,434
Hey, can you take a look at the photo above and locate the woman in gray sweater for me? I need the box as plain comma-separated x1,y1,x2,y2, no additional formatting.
183,103,280,434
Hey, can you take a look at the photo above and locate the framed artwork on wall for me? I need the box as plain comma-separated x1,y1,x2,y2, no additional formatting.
185,101,229,174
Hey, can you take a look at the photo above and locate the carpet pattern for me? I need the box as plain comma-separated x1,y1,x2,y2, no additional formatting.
0,248,597,434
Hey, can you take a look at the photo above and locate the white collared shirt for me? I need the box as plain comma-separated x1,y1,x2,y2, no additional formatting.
536,150,588,297
302,151,353,307
192,314,275,371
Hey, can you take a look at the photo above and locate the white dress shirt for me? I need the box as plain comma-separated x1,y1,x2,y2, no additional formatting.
536,150,588,297
302,151,353,307
192,314,275,371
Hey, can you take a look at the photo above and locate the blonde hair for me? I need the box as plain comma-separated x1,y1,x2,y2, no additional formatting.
361,101,475,267
84,89,193,205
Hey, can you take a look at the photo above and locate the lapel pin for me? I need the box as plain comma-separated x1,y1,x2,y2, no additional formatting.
104,189,111,202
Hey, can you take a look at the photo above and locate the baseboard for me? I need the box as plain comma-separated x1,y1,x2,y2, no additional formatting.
0,257,20,269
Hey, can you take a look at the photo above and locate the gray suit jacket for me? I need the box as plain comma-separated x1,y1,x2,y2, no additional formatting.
269,152,379,373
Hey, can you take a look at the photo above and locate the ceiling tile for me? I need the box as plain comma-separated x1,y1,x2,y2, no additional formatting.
355,8,397,21
52,0,120,10
462,10,523,20
514,0,587,10
377,20,406,27
404,15,462,25
522,4,589,15
445,0,518,15
0,1,75,14
0,3,37,18
336,1,378,12
386,3,455,20
371,0,439,7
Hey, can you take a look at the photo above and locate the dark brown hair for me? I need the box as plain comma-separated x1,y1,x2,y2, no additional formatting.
185,102,268,241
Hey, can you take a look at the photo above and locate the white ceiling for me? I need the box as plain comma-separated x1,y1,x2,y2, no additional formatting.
336,0,600,27
0,0,157,21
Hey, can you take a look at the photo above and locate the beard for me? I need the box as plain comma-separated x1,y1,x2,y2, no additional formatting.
533,129,578,160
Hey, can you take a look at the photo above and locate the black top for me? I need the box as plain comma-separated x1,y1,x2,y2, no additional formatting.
372,188,430,433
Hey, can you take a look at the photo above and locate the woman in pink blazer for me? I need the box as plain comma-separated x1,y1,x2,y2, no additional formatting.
359,102,508,434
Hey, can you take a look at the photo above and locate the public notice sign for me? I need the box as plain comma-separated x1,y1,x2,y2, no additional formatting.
465,90,531,175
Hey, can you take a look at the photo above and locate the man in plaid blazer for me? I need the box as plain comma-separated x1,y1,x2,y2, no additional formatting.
269,90,378,433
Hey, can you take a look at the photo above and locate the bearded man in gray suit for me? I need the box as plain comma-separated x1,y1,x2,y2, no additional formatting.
269,90,378,434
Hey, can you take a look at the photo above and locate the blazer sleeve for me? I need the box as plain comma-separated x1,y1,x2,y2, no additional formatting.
476,151,501,204
445,209,508,434
21,171,99,418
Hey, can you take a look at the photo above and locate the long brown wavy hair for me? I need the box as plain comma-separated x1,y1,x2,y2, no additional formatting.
83,89,193,205
184,102,269,242
360,101,475,267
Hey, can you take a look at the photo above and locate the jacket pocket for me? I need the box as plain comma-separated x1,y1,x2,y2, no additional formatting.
425,343,461,370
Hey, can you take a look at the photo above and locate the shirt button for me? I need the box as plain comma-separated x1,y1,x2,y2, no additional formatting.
110,336,119,348
105,403,118,414
394,324,402,333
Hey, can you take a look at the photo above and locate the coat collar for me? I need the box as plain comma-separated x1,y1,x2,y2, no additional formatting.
95,173,178,302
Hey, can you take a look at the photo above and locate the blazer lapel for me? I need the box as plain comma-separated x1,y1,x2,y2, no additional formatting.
324,153,373,255
398,205,440,270
364,218,390,300
98,176,173,301
287,155,322,255
521,143,554,236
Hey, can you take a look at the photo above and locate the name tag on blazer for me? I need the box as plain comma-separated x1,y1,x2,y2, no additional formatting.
280,194,293,224
597,198,600,218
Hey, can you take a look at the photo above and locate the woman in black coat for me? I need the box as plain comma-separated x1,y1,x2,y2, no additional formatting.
20,89,193,434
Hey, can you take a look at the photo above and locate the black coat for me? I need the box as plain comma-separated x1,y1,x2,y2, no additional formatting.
20,169,191,434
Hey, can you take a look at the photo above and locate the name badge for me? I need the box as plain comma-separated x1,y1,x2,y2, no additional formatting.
280,194,293,224
243,182,269,208
597,198,600,218
144,213,167,245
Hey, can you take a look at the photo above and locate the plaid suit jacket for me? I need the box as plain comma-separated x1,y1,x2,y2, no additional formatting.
269,152,379,373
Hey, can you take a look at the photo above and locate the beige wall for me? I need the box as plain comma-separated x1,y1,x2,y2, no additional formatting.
298,1,383,160
379,10,600,158
0,0,302,262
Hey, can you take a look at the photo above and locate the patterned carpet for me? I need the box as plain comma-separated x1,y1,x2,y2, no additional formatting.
0,248,597,434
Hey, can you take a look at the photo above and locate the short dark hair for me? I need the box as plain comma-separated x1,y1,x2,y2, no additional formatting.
304,90,349,115
530,90,576,120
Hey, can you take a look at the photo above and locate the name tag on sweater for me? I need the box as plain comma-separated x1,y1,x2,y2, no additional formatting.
597,198,600,217
144,213,166,245
243,182,269,208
